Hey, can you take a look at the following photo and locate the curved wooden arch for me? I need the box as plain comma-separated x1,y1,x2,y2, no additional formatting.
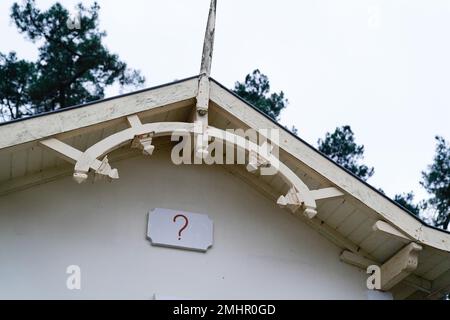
69,118,343,218
74,121,195,176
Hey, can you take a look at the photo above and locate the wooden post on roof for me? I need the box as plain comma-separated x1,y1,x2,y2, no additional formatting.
199,0,217,78
195,0,217,159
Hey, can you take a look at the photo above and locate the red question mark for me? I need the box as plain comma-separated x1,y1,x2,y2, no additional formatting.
173,214,189,240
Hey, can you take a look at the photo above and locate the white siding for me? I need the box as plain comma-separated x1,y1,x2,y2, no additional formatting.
0,151,368,299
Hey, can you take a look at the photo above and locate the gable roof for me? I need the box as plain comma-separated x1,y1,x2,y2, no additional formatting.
0,75,449,299
0,76,199,149
210,78,449,236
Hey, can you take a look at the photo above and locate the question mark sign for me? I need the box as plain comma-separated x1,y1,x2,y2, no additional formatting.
173,214,189,240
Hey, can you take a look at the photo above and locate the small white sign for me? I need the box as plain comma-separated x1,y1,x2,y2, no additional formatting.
147,208,213,252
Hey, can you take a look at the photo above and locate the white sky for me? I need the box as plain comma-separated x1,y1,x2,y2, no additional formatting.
1,0,449,202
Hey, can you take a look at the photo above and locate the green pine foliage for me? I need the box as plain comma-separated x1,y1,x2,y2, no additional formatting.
0,0,144,120
318,125,374,181
421,136,450,229
233,69,287,120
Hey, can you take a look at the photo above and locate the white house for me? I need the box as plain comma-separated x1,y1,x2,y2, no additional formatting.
0,0,449,300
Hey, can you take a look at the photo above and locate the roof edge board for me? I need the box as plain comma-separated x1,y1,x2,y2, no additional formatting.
0,76,199,150
208,78,450,251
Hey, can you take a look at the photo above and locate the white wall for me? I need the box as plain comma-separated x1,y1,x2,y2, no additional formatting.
0,151,368,299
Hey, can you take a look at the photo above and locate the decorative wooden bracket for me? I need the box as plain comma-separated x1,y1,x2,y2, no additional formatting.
94,156,119,181
196,76,210,118
373,220,412,243
40,138,119,184
247,149,271,173
40,122,344,217
194,132,210,160
381,242,422,290
277,186,344,219
194,78,210,160
73,171,89,184
132,132,155,156
129,115,156,155
277,186,308,214
74,154,119,184
340,248,430,294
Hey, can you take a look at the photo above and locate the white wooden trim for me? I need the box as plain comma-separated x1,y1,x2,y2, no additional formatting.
310,187,344,200
340,250,376,269
40,138,120,183
126,114,143,128
40,122,343,218
196,75,210,116
373,220,412,243
381,243,423,290
40,138,83,164
199,0,217,76
74,122,194,175
340,249,431,294
0,78,198,150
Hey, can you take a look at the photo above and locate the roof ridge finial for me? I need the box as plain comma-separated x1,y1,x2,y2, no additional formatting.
199,0,217,77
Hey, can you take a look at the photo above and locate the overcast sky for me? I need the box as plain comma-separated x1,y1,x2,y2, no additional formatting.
1,0,449,202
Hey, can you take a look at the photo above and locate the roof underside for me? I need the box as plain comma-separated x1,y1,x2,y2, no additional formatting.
0,76,449,299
